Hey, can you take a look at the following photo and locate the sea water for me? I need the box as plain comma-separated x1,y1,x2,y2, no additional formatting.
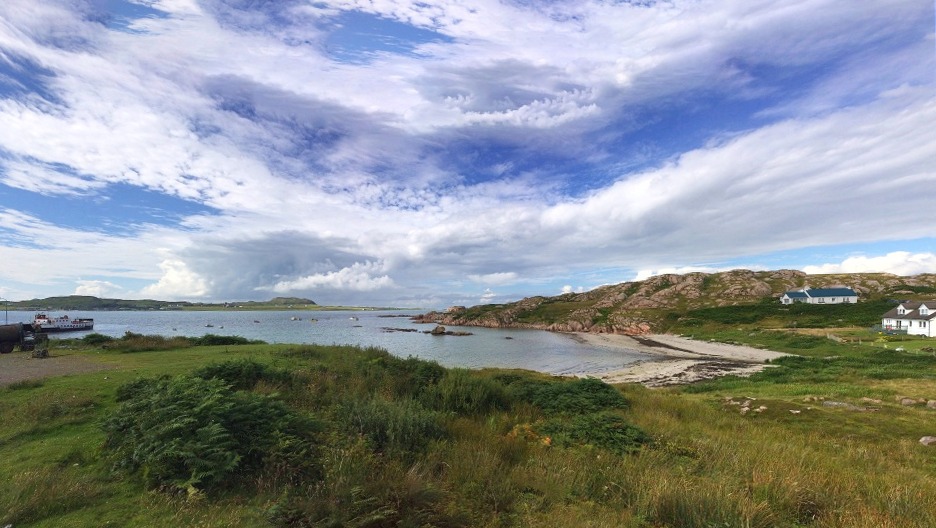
6,310,644,376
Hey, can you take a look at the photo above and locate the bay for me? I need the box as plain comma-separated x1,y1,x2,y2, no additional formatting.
5,310,643,377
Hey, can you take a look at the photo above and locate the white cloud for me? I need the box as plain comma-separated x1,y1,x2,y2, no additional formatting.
265,261,394,293
479,288,497,303
1,159,107,196
803,252,936,276
140,259,209,299
467,272,518,285
74,280,124,297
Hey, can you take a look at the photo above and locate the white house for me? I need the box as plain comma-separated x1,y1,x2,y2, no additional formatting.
881,301,936,338
780,287,858,305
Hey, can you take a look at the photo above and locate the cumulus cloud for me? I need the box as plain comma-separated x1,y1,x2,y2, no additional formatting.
74,280,124,297
803,252,936,276
140,259,209,299
467,272,518,285
264,261,394,293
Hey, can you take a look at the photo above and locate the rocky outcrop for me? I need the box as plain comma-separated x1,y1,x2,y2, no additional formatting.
415,269,936,335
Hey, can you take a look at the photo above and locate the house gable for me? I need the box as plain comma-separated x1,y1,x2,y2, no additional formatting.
881,301,936,338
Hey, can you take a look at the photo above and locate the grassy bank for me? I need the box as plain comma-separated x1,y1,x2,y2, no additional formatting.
2,329,936,527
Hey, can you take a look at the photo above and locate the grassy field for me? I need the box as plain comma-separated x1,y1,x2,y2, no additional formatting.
2,324,936,527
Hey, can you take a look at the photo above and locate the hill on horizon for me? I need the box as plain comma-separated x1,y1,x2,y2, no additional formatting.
419,269,936,334
6,296,317,311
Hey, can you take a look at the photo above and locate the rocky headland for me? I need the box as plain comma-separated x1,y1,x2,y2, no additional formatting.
414,269,936,335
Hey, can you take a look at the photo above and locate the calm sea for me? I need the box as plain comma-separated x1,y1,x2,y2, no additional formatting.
5,310,644,377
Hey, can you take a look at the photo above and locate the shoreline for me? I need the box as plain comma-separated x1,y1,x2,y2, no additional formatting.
572,333,790,387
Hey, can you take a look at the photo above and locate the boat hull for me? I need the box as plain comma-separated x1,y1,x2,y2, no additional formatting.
35,323,94,333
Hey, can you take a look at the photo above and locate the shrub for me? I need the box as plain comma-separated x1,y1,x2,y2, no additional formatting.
191,334,265,346
81,333,114,345
337,397,444,458
193,358,291,390
522,377,629,415
390,355,447,397
102,375,319,493
113,332,193,353
423,368,509,415
540,412,650,454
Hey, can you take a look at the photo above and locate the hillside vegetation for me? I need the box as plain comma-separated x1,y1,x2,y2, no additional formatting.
419,270,936,333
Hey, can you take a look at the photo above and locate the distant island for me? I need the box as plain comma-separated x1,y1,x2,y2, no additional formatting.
3,295,403,312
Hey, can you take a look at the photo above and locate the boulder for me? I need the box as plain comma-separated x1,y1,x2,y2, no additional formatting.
430,325,446,335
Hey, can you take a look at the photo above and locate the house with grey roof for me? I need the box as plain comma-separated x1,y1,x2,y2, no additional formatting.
881,301,936,338
779,287,858,305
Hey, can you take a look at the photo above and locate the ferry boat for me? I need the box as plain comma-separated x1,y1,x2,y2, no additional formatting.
33,313,94,333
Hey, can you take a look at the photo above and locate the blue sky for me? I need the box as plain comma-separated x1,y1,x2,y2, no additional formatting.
0,0,934,307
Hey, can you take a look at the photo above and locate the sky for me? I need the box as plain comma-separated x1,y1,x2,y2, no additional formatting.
0,0,934,308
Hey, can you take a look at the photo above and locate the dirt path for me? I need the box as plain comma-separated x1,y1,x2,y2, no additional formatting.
0,351,113,387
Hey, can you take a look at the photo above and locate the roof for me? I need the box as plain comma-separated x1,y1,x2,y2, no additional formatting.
781,287,858,298
782,291,809,298
805,288,858,297
881,301,936,321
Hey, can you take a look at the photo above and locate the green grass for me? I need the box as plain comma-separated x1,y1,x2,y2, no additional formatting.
3,332,936,527
667,298,897,331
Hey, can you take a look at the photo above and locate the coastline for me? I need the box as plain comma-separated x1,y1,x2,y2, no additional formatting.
572,333,790,387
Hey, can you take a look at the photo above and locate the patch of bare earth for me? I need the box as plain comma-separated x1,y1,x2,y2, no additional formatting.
0,352,113,387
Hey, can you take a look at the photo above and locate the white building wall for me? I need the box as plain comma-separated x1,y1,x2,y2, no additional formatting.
882,317,936,337
806,296,854,305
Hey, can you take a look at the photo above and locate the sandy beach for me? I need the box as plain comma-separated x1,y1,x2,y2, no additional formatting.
574,333,789,387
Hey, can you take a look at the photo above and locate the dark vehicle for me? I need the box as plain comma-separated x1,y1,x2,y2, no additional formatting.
0,323,37,354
